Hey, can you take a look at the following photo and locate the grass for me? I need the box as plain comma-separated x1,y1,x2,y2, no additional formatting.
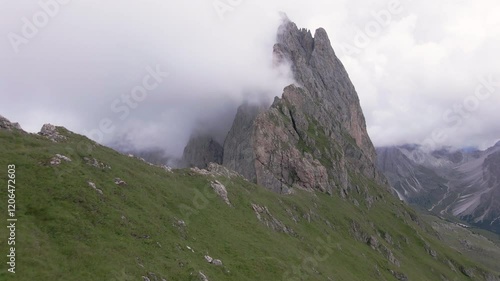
0,128,498,280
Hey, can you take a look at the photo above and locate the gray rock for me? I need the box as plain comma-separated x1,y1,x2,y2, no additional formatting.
182,134,223,168
384,232,393,245
459,266,475,278
251,203,295,235
198,271,209,281
55,154,71,162
204,255,213,263
223,103,267,183
390,270,408,281
222,19,386,194
87,181,103,195
378,143,500,234
211,180,231,205
367,236,379,249
211,259,223,266
190,163,243,179
425,243,438,258
147,272,158,281
206,162,242,178
50,158,61,166
83,157,111,169
114,178,127,186
39,124,66,142
190,167,211,176
50,154,72,166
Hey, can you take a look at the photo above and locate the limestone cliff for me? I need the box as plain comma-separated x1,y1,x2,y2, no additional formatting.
182,134,223,168
222,19,385,194
0,115,22,131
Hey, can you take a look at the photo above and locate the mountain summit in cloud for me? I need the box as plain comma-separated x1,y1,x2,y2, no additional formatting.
184,18,386,196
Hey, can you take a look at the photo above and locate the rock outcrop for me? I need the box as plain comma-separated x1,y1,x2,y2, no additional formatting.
49,154,72,166
39,124,67,142
0,115,22,131
182,134,223,168
211,180,231,205
223,103,267,182
222,18,385,194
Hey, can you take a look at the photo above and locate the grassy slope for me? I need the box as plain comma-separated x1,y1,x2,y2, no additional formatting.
0,128,497,281
423,214,500,275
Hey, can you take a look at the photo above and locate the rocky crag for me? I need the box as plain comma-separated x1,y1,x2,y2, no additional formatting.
182,134,223,168
187,18,385,195
0,114,22,131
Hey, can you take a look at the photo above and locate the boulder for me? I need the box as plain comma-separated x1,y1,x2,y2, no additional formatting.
39,124,66,142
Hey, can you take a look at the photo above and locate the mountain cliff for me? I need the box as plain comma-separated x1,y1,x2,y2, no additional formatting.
182,134,223,168
222,19,385,194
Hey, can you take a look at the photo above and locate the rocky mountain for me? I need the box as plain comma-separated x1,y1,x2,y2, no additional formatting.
377,142,500,234
0,114,22,131
189,18,385,195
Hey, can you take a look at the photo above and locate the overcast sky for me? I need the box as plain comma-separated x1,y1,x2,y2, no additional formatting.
1,0,499,157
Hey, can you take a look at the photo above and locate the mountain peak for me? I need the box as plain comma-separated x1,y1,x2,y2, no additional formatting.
221,20,385,193
274,19,375,161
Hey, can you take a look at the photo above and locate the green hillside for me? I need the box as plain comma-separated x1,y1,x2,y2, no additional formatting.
0,127,498,281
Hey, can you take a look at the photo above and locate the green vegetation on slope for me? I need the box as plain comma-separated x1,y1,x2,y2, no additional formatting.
422,214,500,275
0,128,498,280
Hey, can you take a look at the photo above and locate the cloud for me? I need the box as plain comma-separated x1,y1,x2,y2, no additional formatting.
1,0,499,159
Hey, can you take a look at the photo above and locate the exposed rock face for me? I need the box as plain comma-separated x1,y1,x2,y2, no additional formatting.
223,103,267,182
49,154,72,166
39,124,66,142
182,134,223,168
0,115,22,131
190,162,243,179
210,180,231,206
274,21,376,161
198,271,209,281
251,203,295,235
377,143,500,234
88,181,103,195
222,19,385,194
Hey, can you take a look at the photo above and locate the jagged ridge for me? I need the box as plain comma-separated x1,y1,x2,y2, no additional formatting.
222,18,385,194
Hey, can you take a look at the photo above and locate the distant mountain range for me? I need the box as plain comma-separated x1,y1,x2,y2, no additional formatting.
377,141,500,234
